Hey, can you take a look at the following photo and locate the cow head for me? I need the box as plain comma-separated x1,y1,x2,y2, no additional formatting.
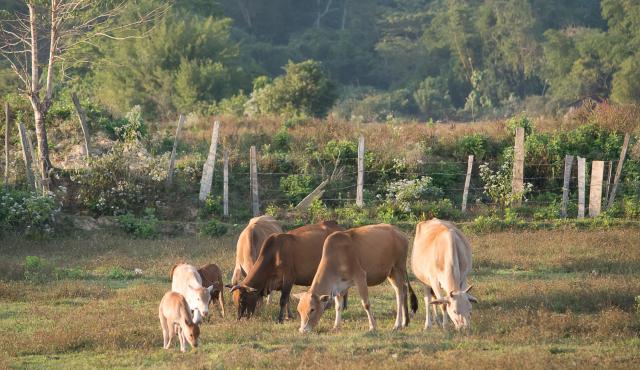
293,291,331,333
227,284,260,320
185,285,214,324
183,321,200,349
430,285,478,330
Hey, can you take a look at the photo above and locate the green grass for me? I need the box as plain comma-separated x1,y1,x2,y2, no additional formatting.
1,228,639,369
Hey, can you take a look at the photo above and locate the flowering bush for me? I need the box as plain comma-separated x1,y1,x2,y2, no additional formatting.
385,176,443,212
479,162,532,209
0,191,60,237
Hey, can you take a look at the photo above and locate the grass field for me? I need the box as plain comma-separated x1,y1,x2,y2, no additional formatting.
1,227,639,369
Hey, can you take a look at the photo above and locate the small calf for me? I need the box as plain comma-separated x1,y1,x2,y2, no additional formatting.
198,263,225,318
159,291,200,352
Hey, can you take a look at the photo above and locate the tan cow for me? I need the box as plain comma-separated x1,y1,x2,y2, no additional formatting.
231,215,283,286
295,224,418,333
170,263,214,324
411,218,477,330
197,263,225,318
229,220,345,322
158,291,200,352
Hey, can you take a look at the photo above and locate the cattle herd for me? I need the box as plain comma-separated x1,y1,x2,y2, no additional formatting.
160,216,477,352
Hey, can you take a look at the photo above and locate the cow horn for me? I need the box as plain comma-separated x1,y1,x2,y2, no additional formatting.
229,285,241,292
245,286,258,293
464,285,474,293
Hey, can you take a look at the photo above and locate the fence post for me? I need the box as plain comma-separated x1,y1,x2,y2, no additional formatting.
607,133,630,208
250,146,259,216
511,127,525,205
165,114,185,187
16,122,35,191
604,160,613,202
198,120,220,202
356,135,364,207
461,155,474,213
560,154,574,218
223,149,229,218
4,102,10,190
71,92,91,158
589,160,604,217
577,156,586,219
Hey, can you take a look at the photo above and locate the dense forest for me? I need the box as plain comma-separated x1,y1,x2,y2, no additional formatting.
1,0,639,122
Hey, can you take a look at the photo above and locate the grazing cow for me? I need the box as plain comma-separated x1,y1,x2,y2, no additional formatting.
158,291,200,352
411,218,477,330
229,221,345,322
197,263,225,318
170,263,214,324
231,215,283,286
295,224,418,333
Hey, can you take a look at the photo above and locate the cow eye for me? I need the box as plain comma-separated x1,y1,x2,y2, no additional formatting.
310,308,315,313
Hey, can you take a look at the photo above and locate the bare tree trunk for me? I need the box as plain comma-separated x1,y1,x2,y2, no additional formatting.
71,92,92,158
31,101,52,192
4,102,10,190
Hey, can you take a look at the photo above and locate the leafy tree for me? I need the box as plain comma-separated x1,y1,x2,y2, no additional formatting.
251,60,337,117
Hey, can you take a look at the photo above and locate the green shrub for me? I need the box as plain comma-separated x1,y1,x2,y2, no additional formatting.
272,127,292,152
116,208,158,239
24,256,52,283
307,199,331,223
200,219,228,237
335,204,369,227
375,201,397,224
421,199,462,220
102,105,148,141
622,196,640,219
533,202,561,220
199,195,222,219
385,176,443,212
280,174,314,204
468,215,504,233
0,191,60,237
479,161,532,209
455,133,489,160
506,114,534,135
106,266,135,280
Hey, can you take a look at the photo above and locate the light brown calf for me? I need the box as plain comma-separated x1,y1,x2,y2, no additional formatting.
197,263,225,318
295,224,418,333
158,291,200,352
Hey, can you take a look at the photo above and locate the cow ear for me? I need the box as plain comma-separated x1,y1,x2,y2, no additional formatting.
430,297,449,305
467,294,478,303
224,284,233,289
207,285,215,294
319,295,331,303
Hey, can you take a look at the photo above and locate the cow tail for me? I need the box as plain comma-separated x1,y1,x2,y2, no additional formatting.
343,290,348,310
406,271,418,314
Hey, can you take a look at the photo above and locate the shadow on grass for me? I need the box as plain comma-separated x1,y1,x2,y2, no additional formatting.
487,286,639,314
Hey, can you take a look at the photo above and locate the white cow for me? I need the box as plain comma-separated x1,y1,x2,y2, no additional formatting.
411,218,478,330
170,263,214,324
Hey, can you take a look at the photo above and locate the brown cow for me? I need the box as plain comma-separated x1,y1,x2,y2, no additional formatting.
197,263,225,318
411,218,477,330
295,224,418,333
229,220,345,322
231,215,283,285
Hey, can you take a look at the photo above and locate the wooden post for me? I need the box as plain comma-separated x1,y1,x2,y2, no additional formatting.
589,161,604,217
511,127,525,205
71,92,91,158
560,155,574,218
577,157,586,219
250,146,259,216
165,114,185,187
356,135,364,207
4,102,10,190
461,155,474,213
607,133,630,208
198,120,220,202
223,150,229,217
16,123,35,191
604,161,613,203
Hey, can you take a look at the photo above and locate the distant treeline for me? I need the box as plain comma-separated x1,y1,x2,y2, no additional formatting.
1,0,639,121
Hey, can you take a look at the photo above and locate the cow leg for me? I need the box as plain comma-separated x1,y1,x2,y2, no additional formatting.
333,294,344,329
177,326,186,353
278,282,293,323
231,264,244,285
423,285,435,330
217,286,225,318
354,271,376,331
387,275,404,330
160,315,170,349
